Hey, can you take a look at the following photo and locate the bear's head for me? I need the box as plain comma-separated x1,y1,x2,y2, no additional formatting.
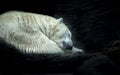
50,18,73,50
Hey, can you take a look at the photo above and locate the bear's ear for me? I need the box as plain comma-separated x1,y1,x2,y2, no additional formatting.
57,18,63,23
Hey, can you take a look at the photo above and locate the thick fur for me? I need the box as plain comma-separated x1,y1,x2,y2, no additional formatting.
0,11,80,54
0,11,85,74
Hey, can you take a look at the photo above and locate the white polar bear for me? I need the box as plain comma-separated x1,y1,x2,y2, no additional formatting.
0,11,83,54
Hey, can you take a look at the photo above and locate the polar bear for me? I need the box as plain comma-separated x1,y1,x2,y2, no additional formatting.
0,11,85,75
0,11,83,54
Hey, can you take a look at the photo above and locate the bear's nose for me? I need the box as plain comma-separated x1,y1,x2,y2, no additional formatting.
66,45,73,50
63,41,73,50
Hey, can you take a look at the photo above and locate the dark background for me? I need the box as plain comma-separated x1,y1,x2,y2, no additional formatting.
0,0,120,53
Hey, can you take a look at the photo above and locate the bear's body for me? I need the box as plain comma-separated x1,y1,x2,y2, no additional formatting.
0,11,75,54
0,11,85,75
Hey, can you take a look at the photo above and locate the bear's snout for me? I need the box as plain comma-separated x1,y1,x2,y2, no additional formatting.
63,41,73,50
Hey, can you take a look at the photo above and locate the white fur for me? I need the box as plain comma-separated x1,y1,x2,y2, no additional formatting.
0,11,75,53
0,11,84,54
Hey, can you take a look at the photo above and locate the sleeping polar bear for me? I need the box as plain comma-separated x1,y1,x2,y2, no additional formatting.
0,11,86,75
0,11,83,54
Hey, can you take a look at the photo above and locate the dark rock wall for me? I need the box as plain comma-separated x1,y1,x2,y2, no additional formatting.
54,0,120,52
0,0,56,16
